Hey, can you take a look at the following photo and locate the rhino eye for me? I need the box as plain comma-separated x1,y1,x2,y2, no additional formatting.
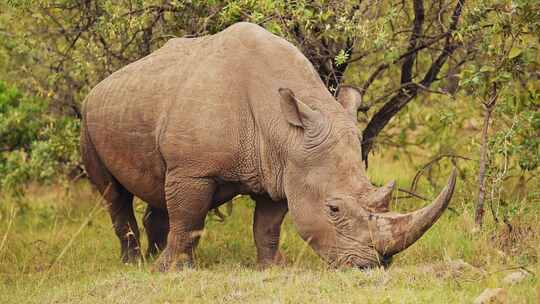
326,204,340,214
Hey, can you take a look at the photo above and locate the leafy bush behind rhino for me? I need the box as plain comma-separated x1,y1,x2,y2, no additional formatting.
0,81,80,196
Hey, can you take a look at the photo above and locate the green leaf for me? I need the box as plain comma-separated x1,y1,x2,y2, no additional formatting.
508,47,522,59
334,49,350,66
480,66,495,72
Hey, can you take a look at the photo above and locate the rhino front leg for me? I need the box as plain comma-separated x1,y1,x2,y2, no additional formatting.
252,194,288,267
143,206,169,258
155,175,215,272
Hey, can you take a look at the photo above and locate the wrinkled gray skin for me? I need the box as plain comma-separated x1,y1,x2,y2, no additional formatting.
81,22,456,271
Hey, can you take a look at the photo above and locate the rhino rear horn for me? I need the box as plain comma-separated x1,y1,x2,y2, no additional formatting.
366,180,396,212
337,86,364,120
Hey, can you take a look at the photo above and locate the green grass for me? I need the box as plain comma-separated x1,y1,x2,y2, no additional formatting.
0,171,538,303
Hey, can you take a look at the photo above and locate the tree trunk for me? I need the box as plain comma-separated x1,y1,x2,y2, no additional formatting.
475,89,498,227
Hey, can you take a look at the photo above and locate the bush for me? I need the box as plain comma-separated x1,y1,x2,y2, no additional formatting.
0,81,80,195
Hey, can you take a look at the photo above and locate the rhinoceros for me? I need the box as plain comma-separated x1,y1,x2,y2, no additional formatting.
81,22,456,271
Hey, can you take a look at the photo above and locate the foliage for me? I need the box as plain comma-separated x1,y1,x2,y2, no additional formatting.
0,81,80,195
0,0,467,155
349,0,540,224
464,0,539,171
456,0,540,223
0,1,537,223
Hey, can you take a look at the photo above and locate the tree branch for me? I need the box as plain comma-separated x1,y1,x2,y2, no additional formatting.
361,0,465,165
360,27,450,94
401,0,424,84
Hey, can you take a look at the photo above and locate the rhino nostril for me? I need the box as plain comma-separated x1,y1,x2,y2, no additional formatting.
380,255,393,268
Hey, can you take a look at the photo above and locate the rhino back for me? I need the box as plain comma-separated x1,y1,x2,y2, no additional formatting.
83,22,335,204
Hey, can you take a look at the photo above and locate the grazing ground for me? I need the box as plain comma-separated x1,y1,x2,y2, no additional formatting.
0,161,538,303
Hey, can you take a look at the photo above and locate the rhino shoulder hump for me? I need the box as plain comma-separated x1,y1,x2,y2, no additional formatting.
225,22,277,46
224,22,298,59
227,22,267,35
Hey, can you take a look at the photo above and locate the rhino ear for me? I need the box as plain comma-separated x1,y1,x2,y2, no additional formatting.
337,86,364,121
278,88,321,129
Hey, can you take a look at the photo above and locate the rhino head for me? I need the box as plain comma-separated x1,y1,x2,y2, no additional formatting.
278,87,456,269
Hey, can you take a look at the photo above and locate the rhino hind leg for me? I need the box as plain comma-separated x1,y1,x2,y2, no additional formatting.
154,174,215,272
106,186,141,263
251,194,288,267
81,126,141,263
143,206,169,258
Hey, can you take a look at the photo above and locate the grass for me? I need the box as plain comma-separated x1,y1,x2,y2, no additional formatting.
0,162,538,303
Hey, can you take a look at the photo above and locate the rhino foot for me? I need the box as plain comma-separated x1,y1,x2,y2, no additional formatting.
153,250,194,272
120,244,142,264
257,250,287,269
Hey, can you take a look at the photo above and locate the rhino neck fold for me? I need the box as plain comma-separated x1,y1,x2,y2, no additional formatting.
254,124,289,201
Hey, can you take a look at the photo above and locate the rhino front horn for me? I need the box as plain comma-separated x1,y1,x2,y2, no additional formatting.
371,168,457,257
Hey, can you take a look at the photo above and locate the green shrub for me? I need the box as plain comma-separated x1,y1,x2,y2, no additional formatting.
0,81,80,195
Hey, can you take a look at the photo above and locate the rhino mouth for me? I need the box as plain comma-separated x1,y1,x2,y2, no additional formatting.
378,255,393,268
334,250,393,270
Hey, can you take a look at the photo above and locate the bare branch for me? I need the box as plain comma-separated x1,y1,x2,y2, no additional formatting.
401,0,425,84
397,188,431,201
360,31,451,95
410,153,472,192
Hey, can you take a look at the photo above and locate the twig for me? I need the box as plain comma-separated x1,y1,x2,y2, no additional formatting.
397,188,431,201
411,154,471,192
487,264,536,276
0,206,17,257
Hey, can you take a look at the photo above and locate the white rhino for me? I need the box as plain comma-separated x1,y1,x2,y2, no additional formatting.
81,22,456,270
